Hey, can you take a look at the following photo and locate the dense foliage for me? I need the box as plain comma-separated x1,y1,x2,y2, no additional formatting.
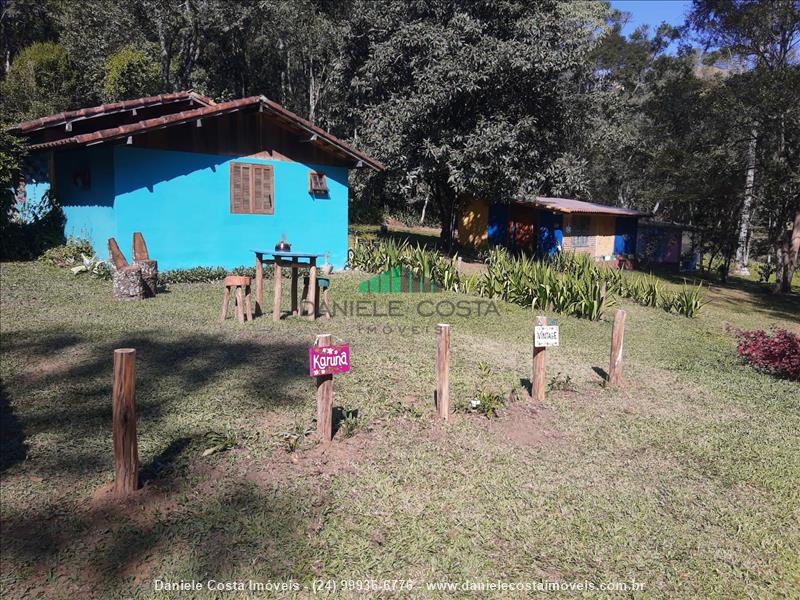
1,0,798,288
735,327,800,381
348,237,706,319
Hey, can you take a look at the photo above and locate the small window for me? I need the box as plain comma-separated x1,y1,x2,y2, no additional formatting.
309,171,328,195
230,162,273,214
571,216,590,247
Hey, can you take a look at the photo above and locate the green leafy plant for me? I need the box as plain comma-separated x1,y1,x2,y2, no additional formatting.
757,261,776,284
279,423,313,453
390,401,423,418
202,429,238,456
38,237,94,268
548,372,576,392
339,412,360,438
468,361,506,418
673,282,708,318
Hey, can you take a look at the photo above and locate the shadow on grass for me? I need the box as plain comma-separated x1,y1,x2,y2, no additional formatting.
0,380,28,473
653,271,800,324
2,476,316,594
0,331,311,477
139,436,194,486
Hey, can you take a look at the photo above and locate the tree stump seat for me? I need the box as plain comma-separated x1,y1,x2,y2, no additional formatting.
220,276,253,323
133,259,158,297
132,232,158,297
112,264,146,301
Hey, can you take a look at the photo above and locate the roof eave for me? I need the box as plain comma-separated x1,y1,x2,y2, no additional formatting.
22,95,385,172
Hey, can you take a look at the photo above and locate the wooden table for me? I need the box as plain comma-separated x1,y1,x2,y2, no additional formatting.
253,250,323,321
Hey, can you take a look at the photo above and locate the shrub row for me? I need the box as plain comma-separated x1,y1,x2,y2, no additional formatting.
39,239,284,285
348,237,707,319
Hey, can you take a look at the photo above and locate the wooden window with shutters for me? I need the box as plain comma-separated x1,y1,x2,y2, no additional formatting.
309,171,328,195
230,162,274,214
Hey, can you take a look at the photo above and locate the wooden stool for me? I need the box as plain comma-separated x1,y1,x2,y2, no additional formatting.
220,276,253,323
302,276,331,319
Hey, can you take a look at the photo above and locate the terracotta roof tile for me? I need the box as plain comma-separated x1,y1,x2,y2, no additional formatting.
21,94,383,171
10,92,212,134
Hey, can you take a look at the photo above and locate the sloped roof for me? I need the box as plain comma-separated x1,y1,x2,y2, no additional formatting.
519,196,646,217
11,93,384,171
9,92,214,134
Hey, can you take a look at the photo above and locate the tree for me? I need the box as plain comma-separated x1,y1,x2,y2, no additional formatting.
689,0,800,283
0,41,75,122
103,45,160,101
0,0,62,75
340,0,608,248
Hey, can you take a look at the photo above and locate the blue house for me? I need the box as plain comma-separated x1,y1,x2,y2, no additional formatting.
11,92,383,270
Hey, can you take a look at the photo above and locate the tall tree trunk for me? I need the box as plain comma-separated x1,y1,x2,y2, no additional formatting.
734,128,758,274
436,183,457,252
775,209,800,293
157,23,172,91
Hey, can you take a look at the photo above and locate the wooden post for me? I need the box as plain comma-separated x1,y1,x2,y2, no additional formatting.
112,349,138,496
255,252,263,316
290,259,299,315
306,258,317,320
435,324,450,420
609,309,626,386
532,316,547,401
315,334,334,442
235,286,245,323
272,257,282,322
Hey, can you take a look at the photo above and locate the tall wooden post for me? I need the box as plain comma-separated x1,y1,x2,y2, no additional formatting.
532,316,547,401
290,259,299,315
272,257,282,322
306,258,318,320
315,334,334,442
254,252,263,316
435,324,450,420
609,309,626,385
112,348,138,496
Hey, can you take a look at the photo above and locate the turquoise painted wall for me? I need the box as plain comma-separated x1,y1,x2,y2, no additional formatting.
112,146,349,270
56,147,116,252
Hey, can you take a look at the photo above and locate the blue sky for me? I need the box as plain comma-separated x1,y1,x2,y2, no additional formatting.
610,1,692,39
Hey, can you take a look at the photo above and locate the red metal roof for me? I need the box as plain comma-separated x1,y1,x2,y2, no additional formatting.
9,92,213,134
14,93,383,171
519,196,646,217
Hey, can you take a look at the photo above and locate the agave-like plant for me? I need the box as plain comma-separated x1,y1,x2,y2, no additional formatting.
673,282,708,317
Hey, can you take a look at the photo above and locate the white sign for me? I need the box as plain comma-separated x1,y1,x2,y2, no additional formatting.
534,325,559,348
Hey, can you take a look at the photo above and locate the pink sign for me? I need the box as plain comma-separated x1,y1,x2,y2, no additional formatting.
309,344,350,377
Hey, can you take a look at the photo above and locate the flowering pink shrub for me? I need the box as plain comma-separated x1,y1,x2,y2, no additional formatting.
735,327,800,381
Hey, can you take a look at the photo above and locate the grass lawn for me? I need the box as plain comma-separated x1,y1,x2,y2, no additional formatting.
1,253,798,598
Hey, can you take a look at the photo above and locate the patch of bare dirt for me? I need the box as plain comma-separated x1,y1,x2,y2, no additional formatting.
244,425,383,486
485,400,564,448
